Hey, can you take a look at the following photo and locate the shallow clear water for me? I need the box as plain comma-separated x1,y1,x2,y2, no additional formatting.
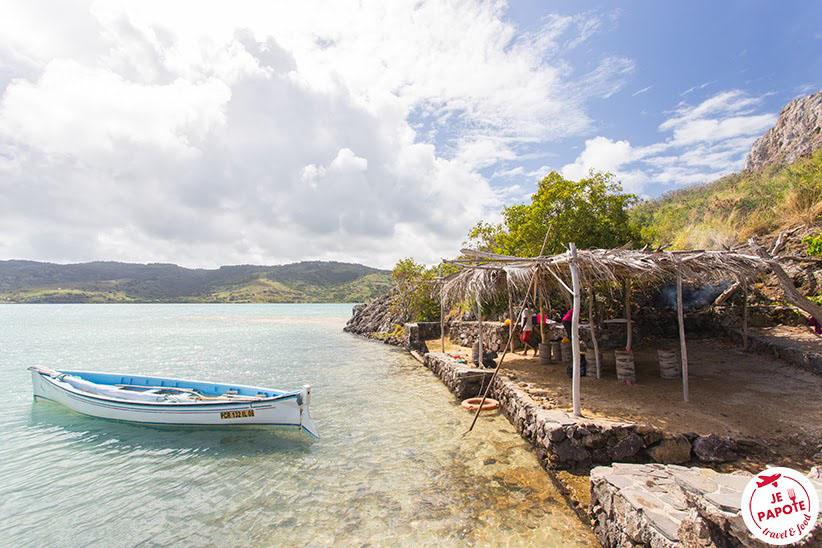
0,304,594,546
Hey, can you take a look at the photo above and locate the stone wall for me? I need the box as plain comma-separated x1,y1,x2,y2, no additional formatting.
422,353,495,400
448,320,566,352
493,376,668,468
723,327,822,376
403,322,442,352
421,352,742,468
595,320,643,349
448,321,512,353
590,463,822,547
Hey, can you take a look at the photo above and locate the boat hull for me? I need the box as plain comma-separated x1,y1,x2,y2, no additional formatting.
31,371,318,438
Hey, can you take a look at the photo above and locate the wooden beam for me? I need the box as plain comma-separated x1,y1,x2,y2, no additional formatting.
440,263,445,353
507,276,514,353
742,277,749,351
713,280,741,306
588,283,601,379
749,237,822,321
476,293,483,367
624,278,633,351
676,273,689,402
539,282,545,343
570,243,582,417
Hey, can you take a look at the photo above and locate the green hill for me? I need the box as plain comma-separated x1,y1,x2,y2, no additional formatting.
631,148,822,249
0,260,391,303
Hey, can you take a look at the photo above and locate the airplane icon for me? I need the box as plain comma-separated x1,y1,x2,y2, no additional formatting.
756,473,781,488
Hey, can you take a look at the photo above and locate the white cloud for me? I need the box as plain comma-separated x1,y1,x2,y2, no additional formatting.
560,90,777,194
632,85,652,96
0,0,632,268
680,80,716,96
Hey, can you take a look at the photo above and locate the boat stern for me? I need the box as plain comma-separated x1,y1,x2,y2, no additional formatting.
299,385,319,439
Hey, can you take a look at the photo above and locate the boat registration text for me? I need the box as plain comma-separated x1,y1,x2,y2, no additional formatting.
220,410,255,419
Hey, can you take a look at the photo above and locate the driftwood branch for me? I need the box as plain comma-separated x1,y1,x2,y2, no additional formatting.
749,237,822,321
713,280,741,306
770,226,801,255
775,255,822,264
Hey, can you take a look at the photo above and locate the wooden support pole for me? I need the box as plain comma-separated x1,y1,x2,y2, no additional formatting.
507,278,514,353
588,284,601,379
624,278,632,351
476,293,483,366
742,278,749,351
539,282,545,343
440,263,445,354
570,243,582,417
676,273,689,403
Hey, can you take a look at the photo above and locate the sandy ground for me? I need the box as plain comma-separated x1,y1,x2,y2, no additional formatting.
426,335,822,469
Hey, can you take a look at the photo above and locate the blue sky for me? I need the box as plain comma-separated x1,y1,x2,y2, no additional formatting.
481,1,821,198
0,1,819,267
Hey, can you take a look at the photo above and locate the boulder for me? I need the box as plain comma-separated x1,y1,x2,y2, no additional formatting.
692,435,738,463
551,438,590,462
647,436,692,464
610,433,644,460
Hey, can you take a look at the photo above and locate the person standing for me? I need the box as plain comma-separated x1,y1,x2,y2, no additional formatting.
562,308,573,338
519,306,536,356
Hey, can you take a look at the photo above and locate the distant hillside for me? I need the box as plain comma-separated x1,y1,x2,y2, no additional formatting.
0,260,391,303
632,90,822,249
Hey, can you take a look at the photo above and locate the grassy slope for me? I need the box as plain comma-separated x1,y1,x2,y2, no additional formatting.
631,148,822,249
0,261,391,303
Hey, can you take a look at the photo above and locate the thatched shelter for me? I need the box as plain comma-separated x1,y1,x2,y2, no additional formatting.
441,244,768,418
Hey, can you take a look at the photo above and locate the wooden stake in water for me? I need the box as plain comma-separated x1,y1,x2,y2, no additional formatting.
465,270,538,435
464,227,550,435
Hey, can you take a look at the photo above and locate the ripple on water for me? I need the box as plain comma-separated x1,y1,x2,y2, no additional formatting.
0,304,596,546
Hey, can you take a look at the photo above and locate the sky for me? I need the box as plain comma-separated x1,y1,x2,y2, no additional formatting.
0,1,819,269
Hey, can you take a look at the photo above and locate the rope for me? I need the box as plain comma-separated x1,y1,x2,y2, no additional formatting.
464,228,551,435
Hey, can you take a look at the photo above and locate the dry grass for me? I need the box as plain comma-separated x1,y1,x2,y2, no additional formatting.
634,148,822,249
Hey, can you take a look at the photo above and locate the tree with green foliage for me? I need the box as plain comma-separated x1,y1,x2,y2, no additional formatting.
391,258,441,322
467,171,641,256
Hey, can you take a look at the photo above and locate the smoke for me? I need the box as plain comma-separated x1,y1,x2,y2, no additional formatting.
658,280,732,311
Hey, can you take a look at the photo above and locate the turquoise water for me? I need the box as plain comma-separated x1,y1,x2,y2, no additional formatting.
0,304,594,546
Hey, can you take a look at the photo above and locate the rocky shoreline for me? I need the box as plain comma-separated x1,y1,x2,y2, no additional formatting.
423,352,740,469
344,304,822,546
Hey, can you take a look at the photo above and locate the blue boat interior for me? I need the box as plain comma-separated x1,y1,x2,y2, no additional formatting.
56,370,286,399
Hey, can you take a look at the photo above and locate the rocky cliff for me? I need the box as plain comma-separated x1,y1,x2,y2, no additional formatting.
343,290,404,339
745,90,822,171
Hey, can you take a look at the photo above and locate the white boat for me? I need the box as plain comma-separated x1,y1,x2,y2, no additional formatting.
28,365,318,438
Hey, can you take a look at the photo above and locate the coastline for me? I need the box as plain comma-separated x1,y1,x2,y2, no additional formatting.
349,329,597,528
344,314,822,544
